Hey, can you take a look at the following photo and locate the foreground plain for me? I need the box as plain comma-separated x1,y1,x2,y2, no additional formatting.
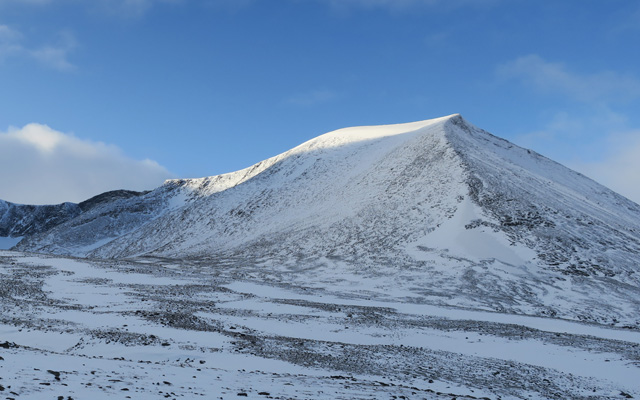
1,251,638,400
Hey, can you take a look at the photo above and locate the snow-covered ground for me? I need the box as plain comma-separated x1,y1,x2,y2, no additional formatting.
1,251,638,399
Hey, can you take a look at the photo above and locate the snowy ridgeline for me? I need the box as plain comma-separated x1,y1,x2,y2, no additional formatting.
0,190,148,242
1,252,639,399
10,114,640,328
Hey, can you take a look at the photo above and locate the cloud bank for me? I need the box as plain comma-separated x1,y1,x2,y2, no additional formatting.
0,123,173,205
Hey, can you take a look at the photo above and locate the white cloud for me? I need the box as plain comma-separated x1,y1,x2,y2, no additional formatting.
0,24,21,41
316,0,497,13
0,24,23,60
30,30,77,71
0,0,53,5
513,108,628,151
91,0,185,18
0,0,185,18
610,4,640,34
0,24,76,71
326,0,438,8
424,31,449,47
569,131,640,205
0,123,174,205
95,0,163,17
497,54,640,103
286,89,338,107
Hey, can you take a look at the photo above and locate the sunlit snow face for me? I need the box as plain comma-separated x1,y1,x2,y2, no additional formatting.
298,115,455,153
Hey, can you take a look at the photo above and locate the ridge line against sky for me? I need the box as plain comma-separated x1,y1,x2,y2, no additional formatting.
1,0,640,204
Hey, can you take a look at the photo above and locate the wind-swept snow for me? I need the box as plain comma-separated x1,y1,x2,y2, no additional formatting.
3,114,640,398
2,251,639,399
12,114,640,328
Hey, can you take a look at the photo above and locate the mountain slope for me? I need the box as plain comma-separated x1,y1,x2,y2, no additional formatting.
0,190,146,241
0,200,81,239
18,115,467,258
15,114,640,327
93,116,467,259
447,116,640,279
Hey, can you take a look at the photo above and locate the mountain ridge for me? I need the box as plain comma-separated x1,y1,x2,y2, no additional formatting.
0,189,148,240
13,114,640,266
6,114,640,327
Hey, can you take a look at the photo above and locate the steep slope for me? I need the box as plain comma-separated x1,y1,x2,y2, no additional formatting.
18,115,463,258
90,115,467,260
446,116,640,279
15,114,640,327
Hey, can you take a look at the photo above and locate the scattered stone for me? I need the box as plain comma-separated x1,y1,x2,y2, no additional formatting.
48,370,61,381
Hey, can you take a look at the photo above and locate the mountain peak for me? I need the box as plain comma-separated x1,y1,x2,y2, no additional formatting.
11,115,640,327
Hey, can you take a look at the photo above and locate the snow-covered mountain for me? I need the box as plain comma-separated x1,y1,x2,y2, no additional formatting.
0,200,80,239
0,190,146,242
4,114,640,399
12,114,640,326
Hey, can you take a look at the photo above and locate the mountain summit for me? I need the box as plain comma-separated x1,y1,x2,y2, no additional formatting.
11,114,640,326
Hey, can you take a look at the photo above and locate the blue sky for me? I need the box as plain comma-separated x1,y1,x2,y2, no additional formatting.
1,0,640,204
